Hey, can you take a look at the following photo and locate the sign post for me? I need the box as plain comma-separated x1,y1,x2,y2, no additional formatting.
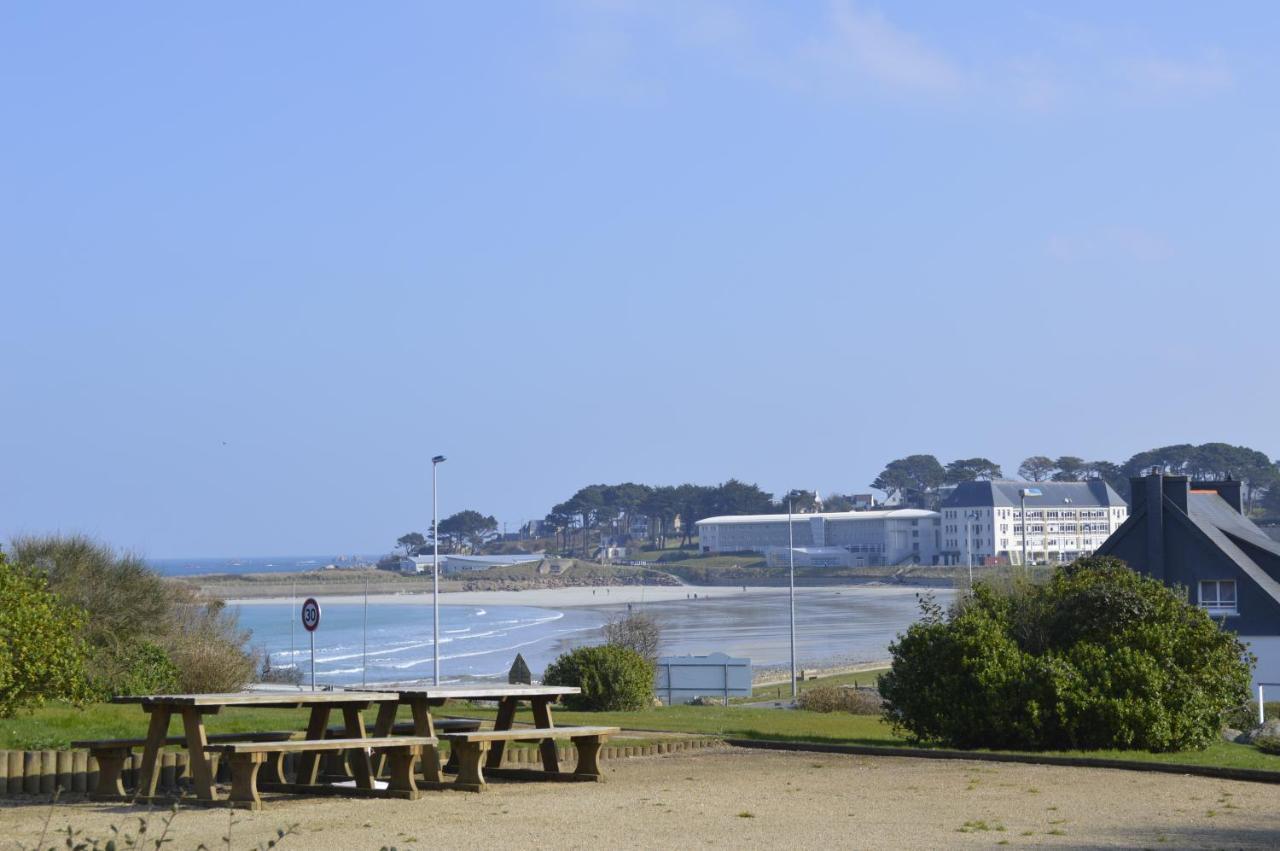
301,597,321,690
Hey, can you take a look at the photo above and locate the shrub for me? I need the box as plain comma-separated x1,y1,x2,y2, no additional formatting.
797,685,882,714
0,553,92,716
603,613,661,663
92,639,181,697
879,557,1252,752
11,535,255,694
543,645,654,711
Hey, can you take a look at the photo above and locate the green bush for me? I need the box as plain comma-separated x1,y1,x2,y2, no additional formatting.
797,684,882,715
0,553,92,716
543,645,654,711
94,639,181,697
879,557,1252,752
11,535,255,694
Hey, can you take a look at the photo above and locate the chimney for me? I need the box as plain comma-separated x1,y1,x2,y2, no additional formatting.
1164,475,1189,514
1201,479,1244,514
1143,474,1165,582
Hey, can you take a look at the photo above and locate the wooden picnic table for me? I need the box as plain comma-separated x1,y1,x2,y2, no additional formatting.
372,685,581,781
113,690,399,802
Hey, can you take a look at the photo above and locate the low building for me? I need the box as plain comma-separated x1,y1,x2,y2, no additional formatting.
939,480,1128,566
695,509,941,566
395,556,432,575
440,553,544,575
1097,473,1280,689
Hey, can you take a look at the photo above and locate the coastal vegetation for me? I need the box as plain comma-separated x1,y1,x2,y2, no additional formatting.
5,535,254,704
0,552,91,715
543,645,654,712
879,557,1252,752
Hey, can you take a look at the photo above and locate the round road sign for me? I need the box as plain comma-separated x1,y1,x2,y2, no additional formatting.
301,597,321,632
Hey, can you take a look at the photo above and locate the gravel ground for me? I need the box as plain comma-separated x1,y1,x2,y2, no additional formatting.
3,748,1278,849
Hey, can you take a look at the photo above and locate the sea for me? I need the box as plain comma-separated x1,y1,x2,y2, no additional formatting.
149,555,953,687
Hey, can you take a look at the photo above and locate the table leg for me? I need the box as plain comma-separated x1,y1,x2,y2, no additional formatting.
136,707,172,798
531,697,559,772
411,699,443,783
485,697,518,769
295,705,331,785
180,708,217,800
370,700,398,777
341,705,375,790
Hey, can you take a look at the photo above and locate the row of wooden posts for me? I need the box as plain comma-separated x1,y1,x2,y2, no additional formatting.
0,739,721,799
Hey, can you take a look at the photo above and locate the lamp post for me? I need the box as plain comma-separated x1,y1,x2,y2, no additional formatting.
1019,487,1042,571
432,454,447,685
964,510,979,587
788,498,797,701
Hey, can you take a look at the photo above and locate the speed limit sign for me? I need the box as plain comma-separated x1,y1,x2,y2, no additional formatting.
301,598,321,632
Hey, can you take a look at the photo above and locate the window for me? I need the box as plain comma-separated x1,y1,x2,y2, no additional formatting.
1199,580,1238,615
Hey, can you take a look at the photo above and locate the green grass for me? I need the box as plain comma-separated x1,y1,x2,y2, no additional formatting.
7,700,1280,775
745,667,889,700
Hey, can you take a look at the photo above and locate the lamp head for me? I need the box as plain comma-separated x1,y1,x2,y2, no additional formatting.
432,455,446,464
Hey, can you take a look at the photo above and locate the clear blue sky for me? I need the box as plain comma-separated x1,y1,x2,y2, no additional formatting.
3,2,1278,557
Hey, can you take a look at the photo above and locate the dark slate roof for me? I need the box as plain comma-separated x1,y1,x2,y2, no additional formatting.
941,480,1127,509
1184,492,1280,604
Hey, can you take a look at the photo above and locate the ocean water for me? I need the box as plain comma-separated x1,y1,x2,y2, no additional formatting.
149,555,375,576
233,587,949,687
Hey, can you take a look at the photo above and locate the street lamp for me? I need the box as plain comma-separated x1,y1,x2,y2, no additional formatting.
788,498,797,701
964,510,980,587
432,454,447,685
1019,487,1042,570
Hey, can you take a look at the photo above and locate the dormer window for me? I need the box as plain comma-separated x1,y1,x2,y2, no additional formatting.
1199,580,1238,616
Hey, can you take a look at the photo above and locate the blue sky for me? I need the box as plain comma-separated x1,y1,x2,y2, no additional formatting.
3,2,1278,557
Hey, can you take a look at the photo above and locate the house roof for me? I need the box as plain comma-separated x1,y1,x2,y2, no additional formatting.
1183,492,1280,606
696,509,937,526
941,480,1127,509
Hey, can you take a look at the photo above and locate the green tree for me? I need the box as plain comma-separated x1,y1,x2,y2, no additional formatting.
0,553,91,716
1051,456,1088,482
1017,456,1056,482
944,458,1004,485
437,510,499,551
879,557,1252,752
396,532,427,555
822,493,857,512
872,455,946,508
781,489,820,513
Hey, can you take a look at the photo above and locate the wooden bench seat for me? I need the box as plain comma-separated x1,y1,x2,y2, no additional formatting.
205,735,438,809
438,725,619,791
71,731,297,799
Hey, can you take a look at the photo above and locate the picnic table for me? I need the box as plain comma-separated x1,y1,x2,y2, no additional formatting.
111,690,402,804
371,685,617,790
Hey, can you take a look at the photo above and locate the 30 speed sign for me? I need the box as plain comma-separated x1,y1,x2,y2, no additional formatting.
301,598,321,632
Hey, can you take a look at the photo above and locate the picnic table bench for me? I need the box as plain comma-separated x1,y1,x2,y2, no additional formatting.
207,735,437,810
440,725,619,791
111,690,399,804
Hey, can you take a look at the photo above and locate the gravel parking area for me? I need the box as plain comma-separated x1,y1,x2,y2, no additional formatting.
2,747,1278,849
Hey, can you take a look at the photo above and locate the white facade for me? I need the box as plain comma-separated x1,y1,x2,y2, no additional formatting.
696,509,941,566
940,481,1128,566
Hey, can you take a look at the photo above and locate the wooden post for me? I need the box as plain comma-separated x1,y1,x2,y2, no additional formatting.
486,697,519,769
341,705,375,790
180,707,216,800
227,752,266,810
410,699,443,783
295,705,331,785
7,751,21,795
136,706,172,798
56,750,73,794
530,698,559,773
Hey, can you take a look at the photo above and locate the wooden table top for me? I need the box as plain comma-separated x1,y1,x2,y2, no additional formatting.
394,685,581,700
113,690,400,707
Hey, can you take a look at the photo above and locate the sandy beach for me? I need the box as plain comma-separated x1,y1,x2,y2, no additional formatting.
226,583,918,608
4,749,1276,848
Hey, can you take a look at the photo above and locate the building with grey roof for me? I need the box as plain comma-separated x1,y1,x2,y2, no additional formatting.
1097,473,1280,689
939,480,1128,566
695,508,941,566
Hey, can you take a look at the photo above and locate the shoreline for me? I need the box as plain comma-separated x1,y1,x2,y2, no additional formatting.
226,582,938,609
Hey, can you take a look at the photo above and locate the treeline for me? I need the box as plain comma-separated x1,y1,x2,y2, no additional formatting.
872,442,1280,514
396,509,499,556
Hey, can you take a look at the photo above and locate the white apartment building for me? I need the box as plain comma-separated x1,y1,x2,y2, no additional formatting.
940,480,1128,566
696,509,941,566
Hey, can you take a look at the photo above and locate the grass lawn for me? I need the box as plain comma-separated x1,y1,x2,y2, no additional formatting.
8,699,1280,774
